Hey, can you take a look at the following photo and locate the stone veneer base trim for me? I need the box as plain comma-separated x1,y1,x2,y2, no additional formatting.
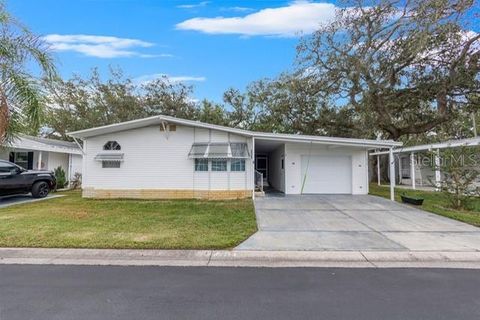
82,188,252,200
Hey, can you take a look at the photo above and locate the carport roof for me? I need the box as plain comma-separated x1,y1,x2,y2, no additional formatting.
68,115,401,149
3,135,82,155
370,136,480,156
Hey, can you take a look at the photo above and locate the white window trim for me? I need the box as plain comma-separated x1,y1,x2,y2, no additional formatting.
194,158,209,172
230,159,245,172
14,151,29,168
211,159,227,172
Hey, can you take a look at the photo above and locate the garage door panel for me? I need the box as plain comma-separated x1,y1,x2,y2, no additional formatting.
301,155,352,194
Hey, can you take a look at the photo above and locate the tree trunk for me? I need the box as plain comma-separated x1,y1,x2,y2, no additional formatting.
380,155,392,183
371,154,394,184
0,92,8,143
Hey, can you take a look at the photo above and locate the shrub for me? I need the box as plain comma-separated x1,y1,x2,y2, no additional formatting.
430,147,480,210
54,166,67,189
70,172,82,189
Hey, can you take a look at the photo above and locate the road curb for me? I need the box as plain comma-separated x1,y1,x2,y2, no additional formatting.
0,248,479,268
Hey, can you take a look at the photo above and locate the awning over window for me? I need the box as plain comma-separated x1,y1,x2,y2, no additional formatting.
230,143,249,158
208,143,230,158
188,143,250,159
189,143,209,158
94,153,124,161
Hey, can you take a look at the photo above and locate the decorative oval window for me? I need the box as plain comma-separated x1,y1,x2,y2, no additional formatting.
103,141,121,151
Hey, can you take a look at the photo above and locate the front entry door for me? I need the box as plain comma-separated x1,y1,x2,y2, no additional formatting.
255,155,268,181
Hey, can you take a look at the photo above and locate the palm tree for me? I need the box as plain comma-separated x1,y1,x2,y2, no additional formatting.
0,2,56,143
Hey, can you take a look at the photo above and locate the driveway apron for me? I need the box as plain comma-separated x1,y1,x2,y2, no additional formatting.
235,194,480,251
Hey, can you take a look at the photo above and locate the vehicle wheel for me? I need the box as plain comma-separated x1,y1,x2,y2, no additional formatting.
32,181,50,198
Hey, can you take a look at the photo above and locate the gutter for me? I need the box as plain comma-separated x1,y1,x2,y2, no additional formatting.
253,135,402,149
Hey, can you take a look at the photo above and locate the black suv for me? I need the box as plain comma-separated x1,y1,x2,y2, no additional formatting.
0,160,57,198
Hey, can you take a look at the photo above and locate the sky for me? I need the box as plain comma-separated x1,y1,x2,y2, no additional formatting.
8,0,480,103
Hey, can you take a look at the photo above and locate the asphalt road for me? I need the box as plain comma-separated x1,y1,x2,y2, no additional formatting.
0,265,479,320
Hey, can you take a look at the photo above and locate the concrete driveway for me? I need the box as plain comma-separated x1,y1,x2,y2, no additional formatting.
0,194,62,208
236,194,480,251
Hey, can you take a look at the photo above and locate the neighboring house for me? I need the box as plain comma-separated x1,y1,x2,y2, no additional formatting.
0,135,83,183
370,137,480,189
68,115,401,200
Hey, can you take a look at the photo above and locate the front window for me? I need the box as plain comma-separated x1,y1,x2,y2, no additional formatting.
195,159,208,171
211,160,227,171
231,159,245,172
13,152,28,169
102,161,121,168
103,141,121,151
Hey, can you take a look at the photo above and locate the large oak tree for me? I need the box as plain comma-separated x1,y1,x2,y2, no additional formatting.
297,0,480,140
45,68,225,140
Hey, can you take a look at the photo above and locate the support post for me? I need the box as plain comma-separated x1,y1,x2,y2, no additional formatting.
67,153,72,188
398,155,403,185
252,137,255,199
377,155,381,186
37,151,42,170
435,149,441,191
389,147,395,201
472,112,477,137
410,152,416,190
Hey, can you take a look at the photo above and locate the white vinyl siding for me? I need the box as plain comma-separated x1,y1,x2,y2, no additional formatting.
47,152,69,173
82,125,253,192
69,154,83,181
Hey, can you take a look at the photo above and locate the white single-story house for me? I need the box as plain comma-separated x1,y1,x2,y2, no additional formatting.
370,136,480,190
0,135,83,182
68,115,401,200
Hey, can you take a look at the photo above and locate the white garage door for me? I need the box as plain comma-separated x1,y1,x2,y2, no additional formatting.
301,155,352,194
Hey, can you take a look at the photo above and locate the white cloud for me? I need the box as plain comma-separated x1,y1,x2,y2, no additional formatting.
138,53,175,58
176,1,339,37
168,75,206,82
177,1,209,9
134,73,206,84
220,6,254,13
43,34,171,58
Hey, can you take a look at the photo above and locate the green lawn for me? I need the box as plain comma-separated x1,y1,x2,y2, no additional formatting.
0,191,257,249
369,184,480,227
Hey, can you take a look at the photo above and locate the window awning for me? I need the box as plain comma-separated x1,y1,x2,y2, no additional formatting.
188,143,250,159
94,153,124,161
189,143,209,158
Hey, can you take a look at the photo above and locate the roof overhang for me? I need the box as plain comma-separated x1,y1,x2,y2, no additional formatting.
67,115,401,149
67,115,253,139
253,134,401,149
4,137,83,155
370,137,480,156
